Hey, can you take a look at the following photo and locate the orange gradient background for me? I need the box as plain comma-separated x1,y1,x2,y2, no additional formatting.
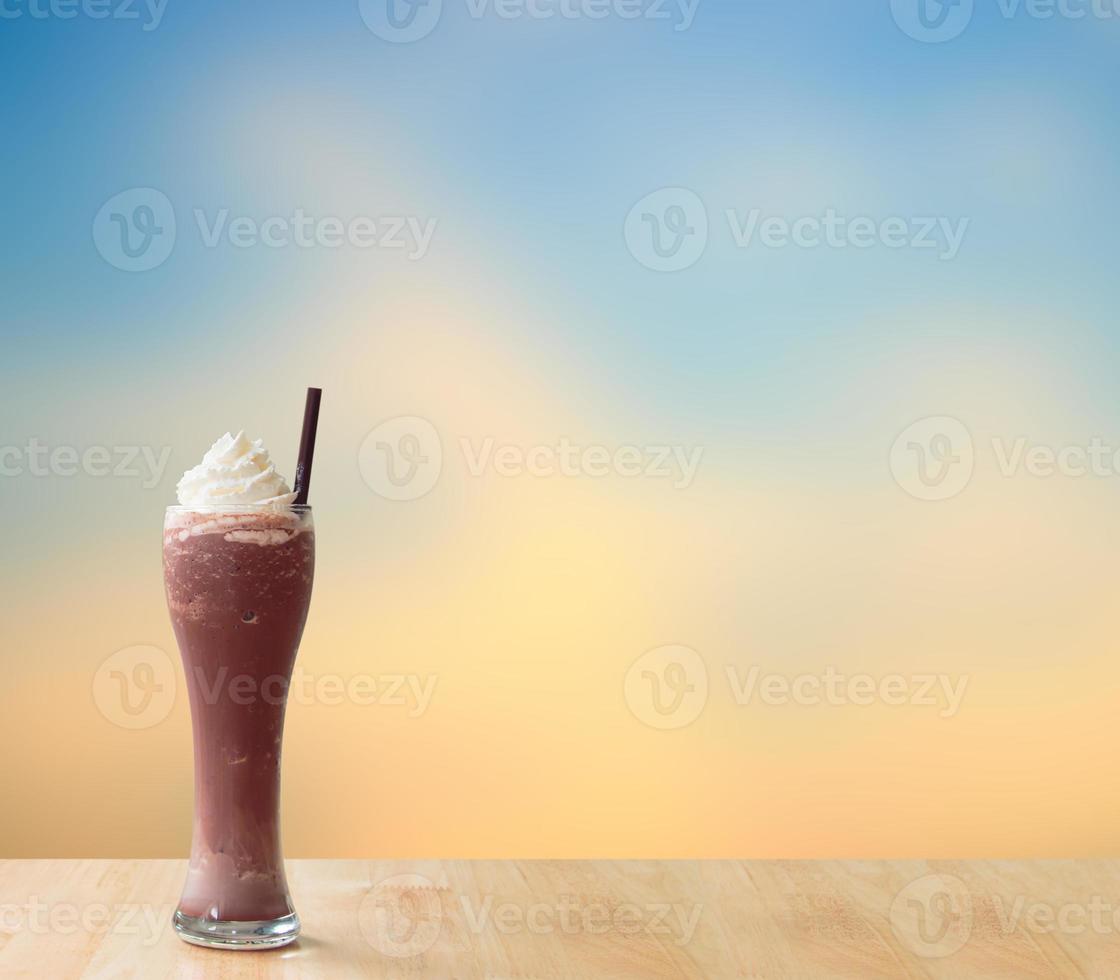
5,300,1120,858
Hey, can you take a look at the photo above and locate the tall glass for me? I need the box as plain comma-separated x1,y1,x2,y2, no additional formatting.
162,504,315,949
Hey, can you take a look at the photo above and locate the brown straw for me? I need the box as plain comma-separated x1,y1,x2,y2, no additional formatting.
293,387,322,507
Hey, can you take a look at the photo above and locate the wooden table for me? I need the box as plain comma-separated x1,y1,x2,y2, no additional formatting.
3,859,1120,977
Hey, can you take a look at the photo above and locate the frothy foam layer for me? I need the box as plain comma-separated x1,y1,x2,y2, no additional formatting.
177,431,296,510
165,509,308,547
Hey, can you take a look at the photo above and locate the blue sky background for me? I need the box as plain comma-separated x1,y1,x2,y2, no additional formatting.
3,1,1119,486
2,0,1118,545
4,1,1117,365
2,1,1120,512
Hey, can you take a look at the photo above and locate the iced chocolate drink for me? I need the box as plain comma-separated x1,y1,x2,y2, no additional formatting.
164,432,314,949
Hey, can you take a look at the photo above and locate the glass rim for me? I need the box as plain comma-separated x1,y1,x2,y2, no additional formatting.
165,504,312,514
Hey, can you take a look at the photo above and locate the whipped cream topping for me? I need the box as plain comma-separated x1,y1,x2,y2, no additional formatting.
176,431,297,510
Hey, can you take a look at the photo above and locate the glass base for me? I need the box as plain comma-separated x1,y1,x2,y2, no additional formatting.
173,909,300,950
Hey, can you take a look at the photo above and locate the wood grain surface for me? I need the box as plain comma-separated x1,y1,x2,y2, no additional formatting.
2,859,1120,977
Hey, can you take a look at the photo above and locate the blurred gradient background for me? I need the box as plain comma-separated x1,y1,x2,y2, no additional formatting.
2,0,1119,858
